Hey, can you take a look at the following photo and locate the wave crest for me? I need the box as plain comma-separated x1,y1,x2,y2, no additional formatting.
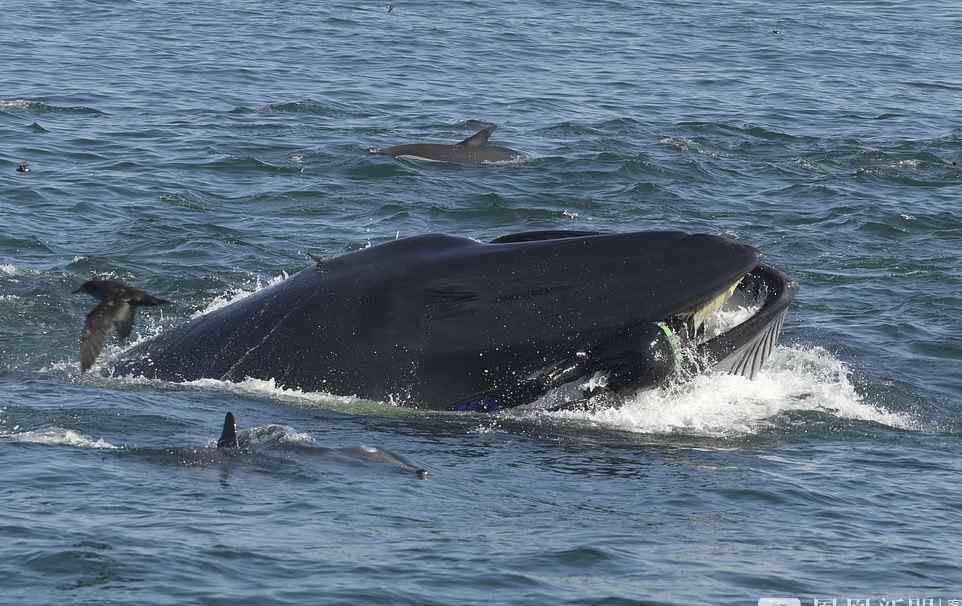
530,345,917,437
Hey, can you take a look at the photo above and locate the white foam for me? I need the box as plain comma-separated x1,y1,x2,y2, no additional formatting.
0,264,15,275
3,428,118,449
191,272,289,319
531,345,917,437
182,376,361,406
702,304,759,340
895,159,920,169
208,423,314,448
480,155,528,166
658,137,720,159
0,99,34,110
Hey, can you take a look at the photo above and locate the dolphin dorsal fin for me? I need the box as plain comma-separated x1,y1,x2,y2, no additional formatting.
457,125,496,147
217,412,238,448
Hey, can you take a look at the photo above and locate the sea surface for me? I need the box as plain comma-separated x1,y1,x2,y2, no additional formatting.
2,1,961,604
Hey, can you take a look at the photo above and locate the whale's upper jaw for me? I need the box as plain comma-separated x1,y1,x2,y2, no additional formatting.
313,229,761,341
489,230,760,317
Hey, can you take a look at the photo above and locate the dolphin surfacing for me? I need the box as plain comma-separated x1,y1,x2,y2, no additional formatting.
368,125,525,166
113,231,796,411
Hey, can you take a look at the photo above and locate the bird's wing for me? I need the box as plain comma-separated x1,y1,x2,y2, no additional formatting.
113,301,136,341
80,299,123,372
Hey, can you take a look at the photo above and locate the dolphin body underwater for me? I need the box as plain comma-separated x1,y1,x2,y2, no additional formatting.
112,230,796,412
368,125,525,166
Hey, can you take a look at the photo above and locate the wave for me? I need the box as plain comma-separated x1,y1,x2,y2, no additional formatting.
657,136,721,159
2,428,118,449
190,272,289,319
180,157,304,175
208,423,315,449
905,80,962,92
518,345,918,438
0,99,106,115
246,99,358,115
181,377,375,411
675,120,803,142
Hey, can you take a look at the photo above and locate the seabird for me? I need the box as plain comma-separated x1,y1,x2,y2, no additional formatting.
73,279,171,372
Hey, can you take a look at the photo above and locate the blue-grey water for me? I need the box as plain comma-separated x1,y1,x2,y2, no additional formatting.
2,1,962,604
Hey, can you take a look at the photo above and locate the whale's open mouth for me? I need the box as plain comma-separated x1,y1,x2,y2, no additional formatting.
670,275,746,344
677,264,796,380
523,263,797,413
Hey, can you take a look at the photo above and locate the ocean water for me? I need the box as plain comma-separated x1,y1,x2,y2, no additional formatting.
2,1,962,603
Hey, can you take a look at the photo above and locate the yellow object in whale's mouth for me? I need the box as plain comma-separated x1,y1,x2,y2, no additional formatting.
672,275,745,341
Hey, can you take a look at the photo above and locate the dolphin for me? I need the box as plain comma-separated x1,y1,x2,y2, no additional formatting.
368,125,525,166
112,231,796,412
217,411,239,448
214,411,429,478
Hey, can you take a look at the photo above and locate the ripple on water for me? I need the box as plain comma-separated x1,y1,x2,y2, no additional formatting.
0,99,107,115
25,547,126,589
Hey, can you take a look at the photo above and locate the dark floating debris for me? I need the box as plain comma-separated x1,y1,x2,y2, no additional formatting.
16,160,29,173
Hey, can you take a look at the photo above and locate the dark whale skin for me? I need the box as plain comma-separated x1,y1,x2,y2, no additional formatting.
114,231,762,410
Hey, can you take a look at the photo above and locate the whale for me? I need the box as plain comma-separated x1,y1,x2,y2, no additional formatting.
368,125,525,166
111,230,796,412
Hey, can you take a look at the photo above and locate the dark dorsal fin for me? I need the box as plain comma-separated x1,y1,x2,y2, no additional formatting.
217,412,238,448
490,230,604,244
457,125,496,147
